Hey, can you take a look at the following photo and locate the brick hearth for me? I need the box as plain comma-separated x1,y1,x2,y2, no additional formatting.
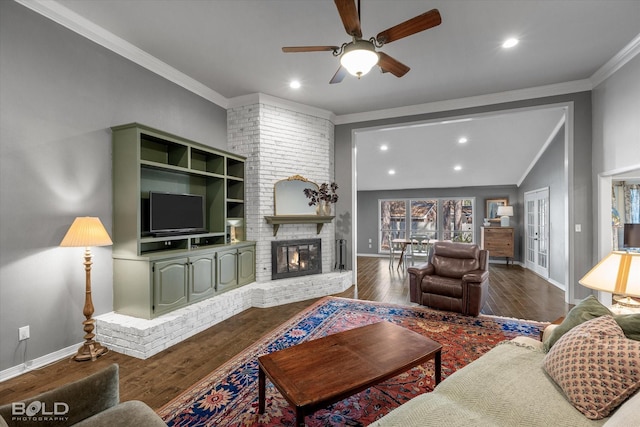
96,272,351,359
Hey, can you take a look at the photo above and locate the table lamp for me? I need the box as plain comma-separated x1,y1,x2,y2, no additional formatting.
60,217,113,361
579,251,640,308
227,219,242,243
497,205,513,227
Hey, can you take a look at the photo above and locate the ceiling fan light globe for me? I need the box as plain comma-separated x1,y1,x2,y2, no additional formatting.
340,41,379,78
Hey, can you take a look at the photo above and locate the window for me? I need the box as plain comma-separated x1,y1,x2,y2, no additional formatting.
378,198,475,253
380,200,406,252
410,200,438,240
442,199,474,243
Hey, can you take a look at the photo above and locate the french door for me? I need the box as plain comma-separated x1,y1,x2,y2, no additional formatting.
525,188,550,278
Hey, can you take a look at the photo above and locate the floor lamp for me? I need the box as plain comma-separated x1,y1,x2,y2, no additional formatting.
60,217,113,361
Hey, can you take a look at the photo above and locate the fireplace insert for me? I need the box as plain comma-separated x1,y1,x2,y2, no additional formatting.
271,239,321,280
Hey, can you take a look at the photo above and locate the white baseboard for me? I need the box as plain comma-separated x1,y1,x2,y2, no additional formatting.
0,343,80,383
547,277,565,291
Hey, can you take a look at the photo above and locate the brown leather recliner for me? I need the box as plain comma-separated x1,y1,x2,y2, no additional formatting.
408,241,489,316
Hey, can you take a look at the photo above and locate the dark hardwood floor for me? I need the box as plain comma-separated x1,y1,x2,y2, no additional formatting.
0,256,570,411
357,256,570,322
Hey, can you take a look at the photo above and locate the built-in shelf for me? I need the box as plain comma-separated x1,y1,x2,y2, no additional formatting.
111,122,254,319
264,215,335,236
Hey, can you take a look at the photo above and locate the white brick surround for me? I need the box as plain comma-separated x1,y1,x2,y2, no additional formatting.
96,272,351,359
227,100,336,282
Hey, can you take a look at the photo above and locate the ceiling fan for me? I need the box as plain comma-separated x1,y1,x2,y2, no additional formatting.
282,0,442,84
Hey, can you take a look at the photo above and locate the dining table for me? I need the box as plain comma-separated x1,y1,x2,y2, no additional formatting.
391,237,439,269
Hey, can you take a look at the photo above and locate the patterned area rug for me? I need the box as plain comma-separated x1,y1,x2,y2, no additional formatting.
158,297,547,426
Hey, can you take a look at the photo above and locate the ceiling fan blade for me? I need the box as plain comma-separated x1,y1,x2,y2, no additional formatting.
378,52,410,77
282,46,339,53
335,0,362,38
376,9,441,44
330,66,348,84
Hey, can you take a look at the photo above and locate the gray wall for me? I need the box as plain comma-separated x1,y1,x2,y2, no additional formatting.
335,91,593,303
592,54,640,177
518,125,566,284
357,186,519,258
0,2,227,371
592,54,640,260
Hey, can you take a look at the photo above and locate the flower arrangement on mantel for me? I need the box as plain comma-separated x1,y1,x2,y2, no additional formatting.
304,182,338,215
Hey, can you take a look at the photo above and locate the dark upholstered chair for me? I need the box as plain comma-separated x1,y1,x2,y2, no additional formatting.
408,241,489,316
0,364,166,427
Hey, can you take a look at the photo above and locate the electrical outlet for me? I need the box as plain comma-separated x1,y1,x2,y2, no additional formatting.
19,325,30,341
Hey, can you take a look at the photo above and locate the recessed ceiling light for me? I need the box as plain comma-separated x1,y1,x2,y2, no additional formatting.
289,80,301,89
458,137,468,144
388,169,396,175
502,38,519,49
454,165,462,171
380,144,388,151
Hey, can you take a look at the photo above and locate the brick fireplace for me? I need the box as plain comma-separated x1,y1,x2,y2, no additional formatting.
272,239,322,280
227,96,337,282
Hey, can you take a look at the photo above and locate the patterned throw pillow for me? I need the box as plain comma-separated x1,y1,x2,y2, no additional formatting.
543,315,640,420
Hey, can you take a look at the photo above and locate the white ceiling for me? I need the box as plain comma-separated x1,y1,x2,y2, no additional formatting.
355,107,566,190
29,0,640,189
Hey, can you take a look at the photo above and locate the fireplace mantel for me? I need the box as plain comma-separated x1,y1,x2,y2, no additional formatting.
264,215,335,236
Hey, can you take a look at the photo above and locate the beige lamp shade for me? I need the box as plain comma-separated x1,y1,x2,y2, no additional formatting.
579,251,640,297
60,217,113,247
496,206,514,217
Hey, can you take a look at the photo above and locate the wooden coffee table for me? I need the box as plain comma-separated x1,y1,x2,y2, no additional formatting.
258,321,442,426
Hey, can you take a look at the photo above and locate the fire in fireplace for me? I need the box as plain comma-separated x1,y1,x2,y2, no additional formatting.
272,239,321,280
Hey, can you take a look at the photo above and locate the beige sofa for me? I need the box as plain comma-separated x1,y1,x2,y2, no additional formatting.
0,364,166,427
371,301,640,427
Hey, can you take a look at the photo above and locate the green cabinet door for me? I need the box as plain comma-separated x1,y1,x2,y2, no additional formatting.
238,246,256,285
217,249,238,291
153,258,188,316
189,254,215,302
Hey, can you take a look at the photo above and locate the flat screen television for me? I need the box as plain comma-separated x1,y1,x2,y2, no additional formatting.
149,192,206,236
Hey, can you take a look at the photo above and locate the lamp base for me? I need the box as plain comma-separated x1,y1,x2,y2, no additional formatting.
73,340,108,362
614,295,640,308
500,216,510,227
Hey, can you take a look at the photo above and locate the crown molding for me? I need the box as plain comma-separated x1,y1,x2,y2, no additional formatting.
15,0,228,108
333,80,592,125
228,93,335,122
590,32,640,88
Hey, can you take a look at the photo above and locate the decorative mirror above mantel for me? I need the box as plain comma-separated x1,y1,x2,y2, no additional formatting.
274,175,318,215
265,175,335,236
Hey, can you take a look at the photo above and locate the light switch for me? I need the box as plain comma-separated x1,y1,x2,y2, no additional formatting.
575,224,581,232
